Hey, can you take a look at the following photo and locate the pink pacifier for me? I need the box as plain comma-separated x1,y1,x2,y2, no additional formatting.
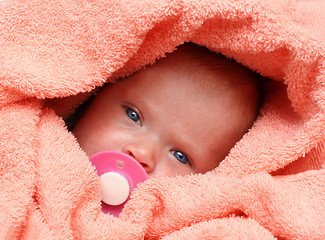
89,151,148,217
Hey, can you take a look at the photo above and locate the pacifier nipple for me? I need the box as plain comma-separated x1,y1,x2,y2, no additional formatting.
100,172,130,206
89,151,148,217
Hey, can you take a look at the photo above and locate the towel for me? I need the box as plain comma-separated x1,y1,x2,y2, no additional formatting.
1,0,325,239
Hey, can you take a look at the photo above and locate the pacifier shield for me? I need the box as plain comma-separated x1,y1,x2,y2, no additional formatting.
89,151,148,217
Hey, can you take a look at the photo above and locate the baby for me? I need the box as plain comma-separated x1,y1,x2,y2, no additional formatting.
72,43,261,178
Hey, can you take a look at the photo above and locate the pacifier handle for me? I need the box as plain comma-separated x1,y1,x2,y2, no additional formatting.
89,151,148,217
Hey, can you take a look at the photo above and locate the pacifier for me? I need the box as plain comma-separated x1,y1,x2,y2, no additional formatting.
89,151,148,217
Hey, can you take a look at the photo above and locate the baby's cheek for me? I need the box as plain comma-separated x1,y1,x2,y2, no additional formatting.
72,124,111,156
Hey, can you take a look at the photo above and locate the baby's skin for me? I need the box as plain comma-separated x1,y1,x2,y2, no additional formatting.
72,44,259,178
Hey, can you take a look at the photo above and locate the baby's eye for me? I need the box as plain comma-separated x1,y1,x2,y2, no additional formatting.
171,150,189,164
125,107,141,125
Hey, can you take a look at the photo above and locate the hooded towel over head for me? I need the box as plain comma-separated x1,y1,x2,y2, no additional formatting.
1,0,325,239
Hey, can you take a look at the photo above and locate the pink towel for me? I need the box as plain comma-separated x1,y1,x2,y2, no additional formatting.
1,0,325,239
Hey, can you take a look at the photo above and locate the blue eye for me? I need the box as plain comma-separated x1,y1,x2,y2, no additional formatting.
125,107,141,125
171,150,189,164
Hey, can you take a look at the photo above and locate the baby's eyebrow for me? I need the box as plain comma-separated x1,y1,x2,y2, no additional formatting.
169,132,198,162
119,89,149,121
119,86,142,104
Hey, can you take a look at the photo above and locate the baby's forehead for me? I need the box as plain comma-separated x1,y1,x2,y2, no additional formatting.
154,44,254,84
115,43,260,108
149,56,250,98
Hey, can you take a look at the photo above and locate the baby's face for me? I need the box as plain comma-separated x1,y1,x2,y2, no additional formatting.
72,61,251,178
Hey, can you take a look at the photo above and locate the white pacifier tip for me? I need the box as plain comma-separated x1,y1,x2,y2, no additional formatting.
100,172,130,206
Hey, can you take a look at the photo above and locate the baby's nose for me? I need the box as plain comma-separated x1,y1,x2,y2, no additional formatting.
122,143,156,174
